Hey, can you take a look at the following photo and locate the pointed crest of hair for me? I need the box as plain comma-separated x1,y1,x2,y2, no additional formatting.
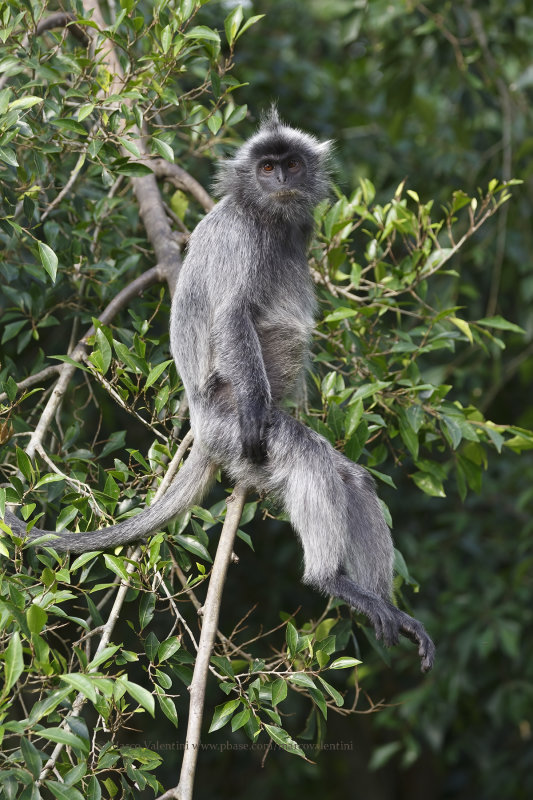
259,104,282,131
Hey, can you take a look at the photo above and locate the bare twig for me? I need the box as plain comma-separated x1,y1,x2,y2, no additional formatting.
41,151,87,222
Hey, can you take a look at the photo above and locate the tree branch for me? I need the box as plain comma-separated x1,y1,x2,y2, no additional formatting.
167,484,247,800
35,12,90,46
152,159,215,213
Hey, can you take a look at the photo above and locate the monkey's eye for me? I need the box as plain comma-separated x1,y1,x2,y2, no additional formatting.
287,158,301,172
262,162,274,173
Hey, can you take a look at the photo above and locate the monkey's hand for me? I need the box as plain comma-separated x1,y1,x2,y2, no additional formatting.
239,403,271,464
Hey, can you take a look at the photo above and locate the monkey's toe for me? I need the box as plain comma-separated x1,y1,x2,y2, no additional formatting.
398,614,435,672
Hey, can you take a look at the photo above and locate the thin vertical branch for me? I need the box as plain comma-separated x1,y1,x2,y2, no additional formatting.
164,484,247,800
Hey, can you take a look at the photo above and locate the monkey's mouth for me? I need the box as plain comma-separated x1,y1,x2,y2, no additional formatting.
273,189,301,200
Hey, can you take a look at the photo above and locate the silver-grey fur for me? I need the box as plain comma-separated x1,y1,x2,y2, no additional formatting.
4,109,434,671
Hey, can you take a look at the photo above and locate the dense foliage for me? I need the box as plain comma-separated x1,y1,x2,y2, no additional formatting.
0,1,531,798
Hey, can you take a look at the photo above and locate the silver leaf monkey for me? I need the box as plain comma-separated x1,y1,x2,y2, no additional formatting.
4,110,435,671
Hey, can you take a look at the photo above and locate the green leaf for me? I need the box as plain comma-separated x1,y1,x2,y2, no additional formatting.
38,242,58,283
184,25,221,43
103,554,131,582
115,162,153,177
231,706,250,731
113,340,147,373
398,409,419,459
345,399,364,438
120,678,155,716
56,505,79,531
3,630,23,694
78,103,95,121
329,656,362,669
450,315,473,343
21,737,42,778
27,603,48,633
351,381,390,402
157,637,181,662
16,447,33,482
151,137,174,162
50,118,88,135
323,307,358,323
476,315,525,334
0,146,18,166
174,534,212,562
51,354,92,373
264,724,306,758
160,25,172,54
45,780,86,800
317,676,344,707
224,4,244,45
95,327,112,373
207,110,223,135
288,673,316,690
60,673,98,703
139,592,156,631
369,741,402,770
88,644,121,670
87,776,101,800
34,473,66,489
1,319,26,344
271,677,288,706
286,621,298,657
209,699,240,732
70,551,100,571
39,727,88,751
235,14,265,40
145,359,173,389
156,690,178,727
309,686,328,719
412,471,446,497
9,95,43,110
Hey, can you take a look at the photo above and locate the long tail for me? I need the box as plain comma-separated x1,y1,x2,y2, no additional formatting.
3,443,217,554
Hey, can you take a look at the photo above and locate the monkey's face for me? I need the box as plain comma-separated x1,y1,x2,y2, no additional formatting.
256,154,307,202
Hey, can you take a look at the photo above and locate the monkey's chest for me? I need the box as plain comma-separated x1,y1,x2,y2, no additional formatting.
258,321,311,402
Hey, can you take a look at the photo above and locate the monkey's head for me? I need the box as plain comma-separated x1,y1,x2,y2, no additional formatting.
215,108,332,222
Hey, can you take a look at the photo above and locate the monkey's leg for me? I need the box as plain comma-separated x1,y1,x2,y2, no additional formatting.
261,412,435,672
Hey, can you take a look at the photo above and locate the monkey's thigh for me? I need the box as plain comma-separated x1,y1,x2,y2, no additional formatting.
192,399,245,469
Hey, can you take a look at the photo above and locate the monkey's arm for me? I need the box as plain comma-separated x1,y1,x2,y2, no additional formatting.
212,303,271,463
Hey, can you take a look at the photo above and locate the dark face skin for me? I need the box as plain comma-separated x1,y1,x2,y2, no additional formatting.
256,153,306,195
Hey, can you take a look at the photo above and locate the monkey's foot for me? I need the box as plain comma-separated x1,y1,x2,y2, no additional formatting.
328,574,435,673
383,603,435,673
